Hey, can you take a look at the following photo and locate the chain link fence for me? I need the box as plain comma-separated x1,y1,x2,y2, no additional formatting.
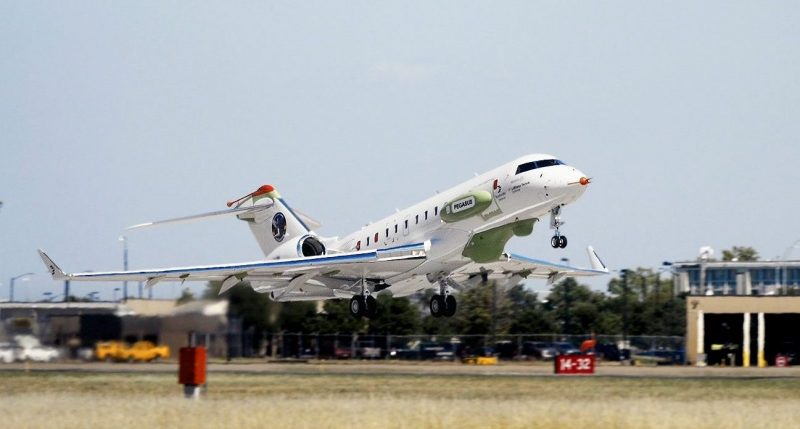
233,333,684,363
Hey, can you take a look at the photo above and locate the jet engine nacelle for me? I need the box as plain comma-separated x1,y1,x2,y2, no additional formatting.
268,234,327,259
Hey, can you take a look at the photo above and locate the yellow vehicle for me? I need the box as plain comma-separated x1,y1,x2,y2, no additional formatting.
462,356,498,365
121,341,170,362
95,341,128,362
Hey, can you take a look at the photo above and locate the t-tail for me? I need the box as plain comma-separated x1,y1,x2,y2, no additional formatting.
126,184,329,259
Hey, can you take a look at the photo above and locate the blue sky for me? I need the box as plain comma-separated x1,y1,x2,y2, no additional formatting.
2,1,799,301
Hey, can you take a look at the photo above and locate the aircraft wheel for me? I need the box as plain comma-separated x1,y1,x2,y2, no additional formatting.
349,296,365,318
551,236,560,248
365,295,378,319
443,295,457,317
430,295,445,317
559,236,568,248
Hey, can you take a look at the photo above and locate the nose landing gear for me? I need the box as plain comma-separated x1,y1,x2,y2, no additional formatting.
550,206,568,249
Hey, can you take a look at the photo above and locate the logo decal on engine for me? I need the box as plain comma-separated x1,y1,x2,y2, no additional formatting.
272,212,287,242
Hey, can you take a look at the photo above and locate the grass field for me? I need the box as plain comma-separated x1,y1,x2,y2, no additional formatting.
1,370,799,429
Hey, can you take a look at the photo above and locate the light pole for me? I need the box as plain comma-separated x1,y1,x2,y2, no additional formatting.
119,236,128,301
782,240,800,293
9,272,34,302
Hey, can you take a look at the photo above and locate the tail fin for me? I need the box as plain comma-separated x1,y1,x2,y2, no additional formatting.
38,249,68,280
586,246,608,272
233,185,321,257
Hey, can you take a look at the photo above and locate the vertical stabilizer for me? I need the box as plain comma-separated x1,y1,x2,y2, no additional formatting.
233,185,313,257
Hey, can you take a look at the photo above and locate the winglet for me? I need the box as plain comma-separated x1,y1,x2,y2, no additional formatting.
586,246,608,272
38,249,68,280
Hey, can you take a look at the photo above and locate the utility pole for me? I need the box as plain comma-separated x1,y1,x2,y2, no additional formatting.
621,269,630,345
9,272,34,302
119,236,128,301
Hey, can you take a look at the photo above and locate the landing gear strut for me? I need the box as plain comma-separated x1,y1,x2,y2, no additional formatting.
550,206,568,249
430,280,457,318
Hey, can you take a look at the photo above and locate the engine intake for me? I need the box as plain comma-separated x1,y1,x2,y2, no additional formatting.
297,235,326,257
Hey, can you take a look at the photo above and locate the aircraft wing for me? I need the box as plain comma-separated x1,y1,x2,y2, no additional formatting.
450,246,609,286
38,242,428,291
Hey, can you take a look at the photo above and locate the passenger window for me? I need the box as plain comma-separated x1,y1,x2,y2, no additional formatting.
367,237,370,246
374,232,379,243
434,206,438,216
405,220,408,228
356,240,361,251
394,224,398,233
385,228,389,238
425,210,428,220
415,215,419,224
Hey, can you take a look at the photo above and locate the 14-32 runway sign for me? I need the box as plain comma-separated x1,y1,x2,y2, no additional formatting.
554,355,595,375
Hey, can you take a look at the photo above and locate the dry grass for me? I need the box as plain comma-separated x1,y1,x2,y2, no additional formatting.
1,372,798,428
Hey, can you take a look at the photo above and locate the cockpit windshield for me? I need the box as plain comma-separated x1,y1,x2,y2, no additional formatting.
515,159,565,175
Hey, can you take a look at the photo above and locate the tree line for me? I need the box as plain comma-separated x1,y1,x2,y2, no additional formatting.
201,267,686,343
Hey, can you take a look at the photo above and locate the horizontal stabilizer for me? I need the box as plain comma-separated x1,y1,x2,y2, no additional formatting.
126,202,274,230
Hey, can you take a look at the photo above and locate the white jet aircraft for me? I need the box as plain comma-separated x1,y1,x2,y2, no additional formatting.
39,154,608,318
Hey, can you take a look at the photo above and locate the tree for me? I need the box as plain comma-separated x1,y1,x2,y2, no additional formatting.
452,280,511,338
176,288,195,305
367,294,421,335
506,284,557,333
722,246,759,262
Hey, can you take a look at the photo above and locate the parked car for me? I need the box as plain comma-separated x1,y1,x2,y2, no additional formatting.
14,335,60,362
20,345,60,362
521,341,558,360
0,342,22,363
634,349,685,365
95,341,128,362
551,342,580,356
121,341,170,362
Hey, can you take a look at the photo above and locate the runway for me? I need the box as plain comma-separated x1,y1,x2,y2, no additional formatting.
3,360,799,379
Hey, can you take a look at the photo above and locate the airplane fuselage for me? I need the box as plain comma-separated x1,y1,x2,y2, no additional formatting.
309,153,590,296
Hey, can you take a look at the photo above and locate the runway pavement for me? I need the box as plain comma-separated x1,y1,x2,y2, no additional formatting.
3,360,800,379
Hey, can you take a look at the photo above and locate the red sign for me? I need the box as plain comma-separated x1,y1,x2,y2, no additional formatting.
775,355,788,368
179,347,207,386
555,354,595,375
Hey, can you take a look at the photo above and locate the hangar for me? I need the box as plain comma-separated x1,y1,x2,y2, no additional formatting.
675,259,800,366
686,296,800,366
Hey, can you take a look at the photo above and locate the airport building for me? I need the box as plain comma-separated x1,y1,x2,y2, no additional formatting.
673,260,800,366
0,299,234,359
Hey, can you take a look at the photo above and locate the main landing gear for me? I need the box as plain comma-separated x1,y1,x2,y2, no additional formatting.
349,293,378,319
550,206,568,249
429,280,457,318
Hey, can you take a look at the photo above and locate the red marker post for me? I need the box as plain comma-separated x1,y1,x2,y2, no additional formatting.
555,354,596,375
179,346,207,399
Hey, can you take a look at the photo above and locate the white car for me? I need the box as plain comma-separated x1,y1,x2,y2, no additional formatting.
14,335,61,362
19,345,60,362
0,343,21,363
